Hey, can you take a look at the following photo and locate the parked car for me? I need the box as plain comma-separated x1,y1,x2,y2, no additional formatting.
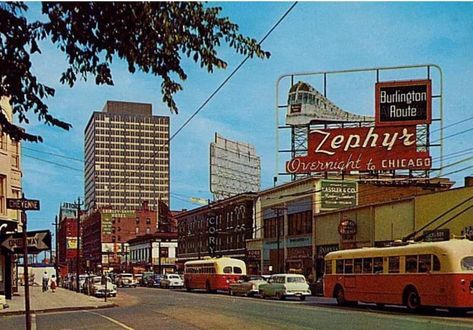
259,274,311,301
72,274,88,292
229,275,268,297
141,272,155,286
91,276,117,297
116,273,138,288
160,274,184,289
82,274,97,293
146,274,162,288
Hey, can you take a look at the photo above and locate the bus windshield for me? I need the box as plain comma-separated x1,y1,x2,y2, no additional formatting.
461,257,473,271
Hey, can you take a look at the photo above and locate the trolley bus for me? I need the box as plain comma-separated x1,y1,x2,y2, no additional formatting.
184,257,246,292
324,239,473,313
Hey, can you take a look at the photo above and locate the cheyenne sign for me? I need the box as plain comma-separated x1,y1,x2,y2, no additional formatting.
376,79,431,126
286,126,431,173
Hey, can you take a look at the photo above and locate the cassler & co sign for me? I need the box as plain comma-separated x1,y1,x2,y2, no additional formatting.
286,126,431,174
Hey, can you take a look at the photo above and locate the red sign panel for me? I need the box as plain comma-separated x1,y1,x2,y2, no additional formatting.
375,79,432,126
286,126,431,173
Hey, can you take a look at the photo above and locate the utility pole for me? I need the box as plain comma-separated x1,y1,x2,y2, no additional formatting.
21,209,31,330
53,215,58,281
75,197,83,293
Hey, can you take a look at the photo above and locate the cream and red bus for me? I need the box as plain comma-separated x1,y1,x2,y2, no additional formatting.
184,257,246,292
324,239,473,314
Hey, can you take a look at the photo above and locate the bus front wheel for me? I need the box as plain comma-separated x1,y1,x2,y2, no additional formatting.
404,287,421,312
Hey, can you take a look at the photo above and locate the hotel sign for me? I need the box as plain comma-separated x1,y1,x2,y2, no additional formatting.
376,79,431,126
286,126,431,173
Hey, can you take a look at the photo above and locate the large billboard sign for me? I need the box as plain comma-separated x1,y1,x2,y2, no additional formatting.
286,126,431,174
210,133,261,200
376,79,431,126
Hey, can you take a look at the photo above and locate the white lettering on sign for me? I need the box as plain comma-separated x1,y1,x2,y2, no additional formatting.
314,127,416,156
380,90,427,105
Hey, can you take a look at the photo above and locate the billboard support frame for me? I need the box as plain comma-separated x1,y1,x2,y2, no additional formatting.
275,64,443,182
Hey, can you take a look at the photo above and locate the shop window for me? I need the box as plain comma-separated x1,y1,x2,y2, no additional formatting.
146,218,151,225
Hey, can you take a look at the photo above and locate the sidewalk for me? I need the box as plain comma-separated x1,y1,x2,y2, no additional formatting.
0,286,116,316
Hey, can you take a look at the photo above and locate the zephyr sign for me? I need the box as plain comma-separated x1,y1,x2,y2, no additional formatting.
286,126,431,174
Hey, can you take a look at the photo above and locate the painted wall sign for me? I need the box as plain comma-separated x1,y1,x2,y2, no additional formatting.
286,125,431,173
375,79,432,126
320,180,358,210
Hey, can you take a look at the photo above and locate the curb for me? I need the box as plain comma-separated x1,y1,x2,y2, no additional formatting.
0,303,118,317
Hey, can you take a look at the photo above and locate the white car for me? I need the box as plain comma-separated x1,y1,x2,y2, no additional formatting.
259,274,311,301
91,276,117,297
116,273,138,288
160,274,184,289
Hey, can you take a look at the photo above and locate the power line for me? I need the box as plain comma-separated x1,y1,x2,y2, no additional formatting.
22,153,83,172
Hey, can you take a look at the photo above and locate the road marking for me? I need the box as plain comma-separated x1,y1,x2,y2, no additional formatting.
85,311,135,330
31,313,37,330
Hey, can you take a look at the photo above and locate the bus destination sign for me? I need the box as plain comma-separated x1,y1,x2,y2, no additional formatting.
375,79,431,126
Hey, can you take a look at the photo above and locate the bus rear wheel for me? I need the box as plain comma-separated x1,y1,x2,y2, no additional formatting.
404,288,421,312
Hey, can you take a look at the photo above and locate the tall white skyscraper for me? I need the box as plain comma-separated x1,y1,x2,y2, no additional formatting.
84,101,169,210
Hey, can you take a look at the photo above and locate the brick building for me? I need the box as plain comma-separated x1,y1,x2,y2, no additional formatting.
176,193,257,271
82,202,158,273
57,203,81,277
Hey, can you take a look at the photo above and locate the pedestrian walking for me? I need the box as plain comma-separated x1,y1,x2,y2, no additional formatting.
50,275,57,293
42,271,49,292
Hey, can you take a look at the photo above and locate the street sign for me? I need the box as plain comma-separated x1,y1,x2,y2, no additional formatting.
7,198,40,211
0,219,18,235
1,230,51,253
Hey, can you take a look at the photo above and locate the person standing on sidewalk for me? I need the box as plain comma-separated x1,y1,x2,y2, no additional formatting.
42,271,49,292
50,275,57,293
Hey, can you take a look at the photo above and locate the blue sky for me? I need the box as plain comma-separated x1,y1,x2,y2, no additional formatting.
17,2,473,239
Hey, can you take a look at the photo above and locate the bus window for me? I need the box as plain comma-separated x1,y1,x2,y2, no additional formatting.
373,257,383,273
461,257,473,271
223,266,232,274
344,259,353,274
433,255,441,271
325,260,332,275
354,258,362,273
234,267,243,274
419,254,431,272
388,256,400,273
406,255,418,273
363,258,373,273
336,260,344,274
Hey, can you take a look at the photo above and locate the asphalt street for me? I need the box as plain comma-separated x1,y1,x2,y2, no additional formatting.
2,287,473,330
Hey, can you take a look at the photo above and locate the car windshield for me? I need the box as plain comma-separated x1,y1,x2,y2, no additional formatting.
169,275,180,279
461,257,473,270
287,276,306,283
249,276,264,281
